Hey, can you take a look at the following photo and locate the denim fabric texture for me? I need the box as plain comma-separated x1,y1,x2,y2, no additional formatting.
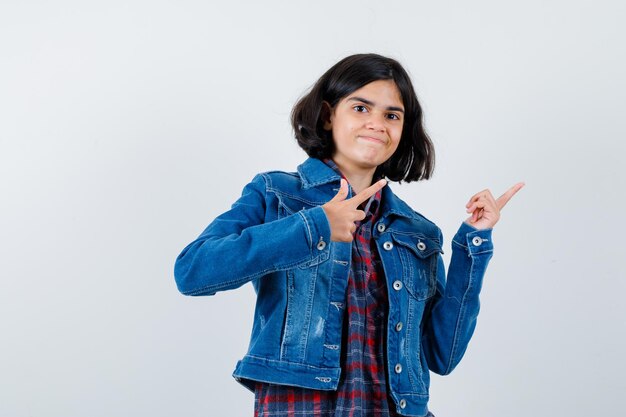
174,157,494,417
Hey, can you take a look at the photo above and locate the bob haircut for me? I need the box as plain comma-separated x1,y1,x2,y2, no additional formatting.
291,53,435,183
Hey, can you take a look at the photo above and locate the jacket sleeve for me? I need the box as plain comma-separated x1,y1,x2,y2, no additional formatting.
420,221,494,375
174,173,331,296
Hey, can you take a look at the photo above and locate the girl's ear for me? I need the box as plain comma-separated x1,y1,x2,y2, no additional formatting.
321,101,333,131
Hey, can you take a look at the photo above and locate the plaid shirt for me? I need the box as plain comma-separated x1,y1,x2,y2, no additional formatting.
253,159,420,417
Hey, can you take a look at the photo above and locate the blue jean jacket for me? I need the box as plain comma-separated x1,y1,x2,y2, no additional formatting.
174,157,493,417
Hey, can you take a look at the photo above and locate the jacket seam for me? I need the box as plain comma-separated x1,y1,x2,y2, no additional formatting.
245,354,339,371
445,254,475,374
271,189,328,207
298,211,314,249
182,253,316,295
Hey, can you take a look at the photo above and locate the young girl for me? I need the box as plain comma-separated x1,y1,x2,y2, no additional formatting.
174,53,523,417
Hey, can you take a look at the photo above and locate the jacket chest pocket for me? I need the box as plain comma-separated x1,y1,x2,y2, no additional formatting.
390,232,442,301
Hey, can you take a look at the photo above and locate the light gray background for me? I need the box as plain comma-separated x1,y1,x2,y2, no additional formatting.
1,0,624,416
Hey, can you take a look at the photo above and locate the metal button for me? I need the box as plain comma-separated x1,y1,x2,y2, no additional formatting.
395,363,402,373
377,223,386,233
472,236,483,247
395,322,403,331
393,280,403,291
317,240,326,250
399,399,407,409
417,241,426,251
383,241,393,250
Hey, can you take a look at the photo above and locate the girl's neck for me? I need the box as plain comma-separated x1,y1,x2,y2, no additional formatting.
331,157,377,195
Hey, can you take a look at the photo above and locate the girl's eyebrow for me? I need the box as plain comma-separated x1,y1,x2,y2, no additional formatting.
347,96,405,113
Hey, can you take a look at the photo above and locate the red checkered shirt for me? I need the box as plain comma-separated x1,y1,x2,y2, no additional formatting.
253,158,404,417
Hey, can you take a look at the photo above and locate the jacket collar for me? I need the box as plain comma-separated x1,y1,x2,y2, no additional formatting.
380,185,421,221
297,157,343,189
296,157,420,220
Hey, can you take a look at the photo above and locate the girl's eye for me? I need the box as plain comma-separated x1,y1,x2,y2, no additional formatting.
387,113,400,121
353,105,368,113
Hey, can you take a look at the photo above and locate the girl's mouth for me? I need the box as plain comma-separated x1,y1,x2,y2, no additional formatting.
358,136,386,145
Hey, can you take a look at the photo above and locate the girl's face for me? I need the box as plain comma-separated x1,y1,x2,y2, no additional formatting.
324,79,404,175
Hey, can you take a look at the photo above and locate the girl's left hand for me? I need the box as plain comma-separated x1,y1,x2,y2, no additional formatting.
465,182,525,230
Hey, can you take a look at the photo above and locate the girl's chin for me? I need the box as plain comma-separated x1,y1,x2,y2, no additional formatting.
349,156,385,170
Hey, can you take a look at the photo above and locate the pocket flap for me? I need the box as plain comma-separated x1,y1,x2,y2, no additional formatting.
390,233,443,258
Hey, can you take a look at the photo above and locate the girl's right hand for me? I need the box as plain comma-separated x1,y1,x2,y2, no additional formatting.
322,178,387,242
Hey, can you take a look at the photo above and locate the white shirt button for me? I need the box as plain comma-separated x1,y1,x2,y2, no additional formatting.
383,241,393,250
317,240,326,250
395,363,402,373
417,241,426,251
395,322,403,331
393,280,403,291
377,223,386,233
399,399,407,409
472,236,483,247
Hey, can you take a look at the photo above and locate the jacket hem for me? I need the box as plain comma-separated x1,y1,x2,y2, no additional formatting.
389,391,430,417
232,354,341,392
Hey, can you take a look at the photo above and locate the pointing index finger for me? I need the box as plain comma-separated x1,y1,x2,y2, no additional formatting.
496,182,525,210
349,179,387,207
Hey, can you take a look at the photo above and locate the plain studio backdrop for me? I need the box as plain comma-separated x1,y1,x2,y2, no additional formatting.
1,1,624,416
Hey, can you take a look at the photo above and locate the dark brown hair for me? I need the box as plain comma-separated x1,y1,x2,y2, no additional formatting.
291,53,435,183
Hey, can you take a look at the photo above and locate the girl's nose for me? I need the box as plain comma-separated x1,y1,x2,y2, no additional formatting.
365,113,386,131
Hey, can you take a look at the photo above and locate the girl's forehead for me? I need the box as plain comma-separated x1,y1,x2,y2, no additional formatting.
341,80,404,106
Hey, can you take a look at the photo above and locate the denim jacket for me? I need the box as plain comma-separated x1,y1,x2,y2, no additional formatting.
174,157,494,417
